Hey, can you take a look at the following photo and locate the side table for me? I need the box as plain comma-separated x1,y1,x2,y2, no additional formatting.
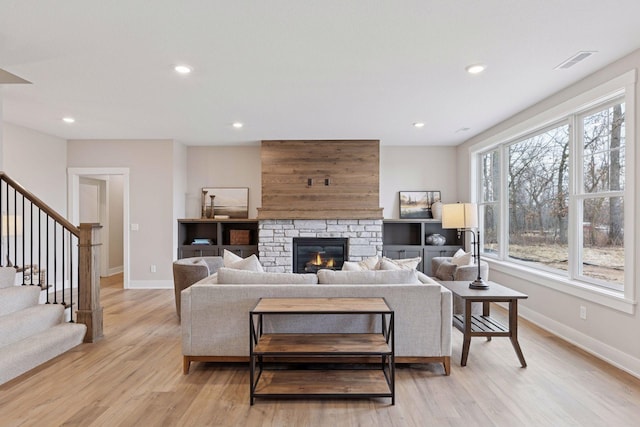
437,280,528,367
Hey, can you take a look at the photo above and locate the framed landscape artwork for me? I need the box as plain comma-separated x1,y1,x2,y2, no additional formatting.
399,191,441,219
202,187,249,218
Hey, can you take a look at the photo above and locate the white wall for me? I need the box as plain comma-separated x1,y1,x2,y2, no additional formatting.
186,146,261,218
2,123,68,214
67,140,175,287
108,175,124,273
380,146,458,218
457,48,640,377
173,142,187,258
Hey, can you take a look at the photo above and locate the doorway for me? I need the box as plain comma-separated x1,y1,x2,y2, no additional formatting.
68,168,130,289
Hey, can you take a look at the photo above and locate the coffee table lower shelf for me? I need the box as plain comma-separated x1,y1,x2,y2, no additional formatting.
253,369,393,399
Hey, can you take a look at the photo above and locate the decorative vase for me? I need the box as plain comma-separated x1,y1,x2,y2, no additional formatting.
426,233,446,246
201,190,208,218
208,195,215,218
431,201,443,220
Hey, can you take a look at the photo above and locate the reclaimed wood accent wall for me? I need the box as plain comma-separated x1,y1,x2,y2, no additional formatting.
258,140,383,219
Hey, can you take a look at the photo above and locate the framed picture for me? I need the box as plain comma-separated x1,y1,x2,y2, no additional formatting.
399,191,441,219
202,187,249,218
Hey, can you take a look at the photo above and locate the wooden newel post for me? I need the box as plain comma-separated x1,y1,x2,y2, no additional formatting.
77,223,104,343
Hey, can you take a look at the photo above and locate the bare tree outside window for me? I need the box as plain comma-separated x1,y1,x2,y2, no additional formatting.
507,124,570,273
479,96,626,291
580,102,625,285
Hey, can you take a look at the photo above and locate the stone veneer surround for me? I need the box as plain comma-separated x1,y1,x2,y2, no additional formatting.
258,219,383,273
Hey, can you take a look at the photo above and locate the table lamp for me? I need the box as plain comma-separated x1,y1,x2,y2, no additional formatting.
441,203,488,289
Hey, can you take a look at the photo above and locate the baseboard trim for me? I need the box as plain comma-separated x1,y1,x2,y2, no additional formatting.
106,266,124,276
517,304,640,380
127,280,173,289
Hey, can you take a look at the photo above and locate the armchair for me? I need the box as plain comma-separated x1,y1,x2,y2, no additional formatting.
432,256,489,314
172,256,224,319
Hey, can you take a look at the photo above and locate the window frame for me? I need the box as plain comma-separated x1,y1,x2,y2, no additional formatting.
470,70,636,314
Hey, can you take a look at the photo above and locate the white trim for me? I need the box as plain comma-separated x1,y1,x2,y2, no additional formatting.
471,70,637,312
106,266,124,276
517,304,640,380
67,167,131,289
128,279,173,289
488,259,636,313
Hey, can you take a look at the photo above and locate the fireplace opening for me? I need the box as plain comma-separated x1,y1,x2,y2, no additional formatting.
292,237,348,273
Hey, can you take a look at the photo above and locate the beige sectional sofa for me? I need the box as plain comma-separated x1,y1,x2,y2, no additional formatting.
181,267,452,375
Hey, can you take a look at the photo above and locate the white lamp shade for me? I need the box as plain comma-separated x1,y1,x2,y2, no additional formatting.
441,203,478,229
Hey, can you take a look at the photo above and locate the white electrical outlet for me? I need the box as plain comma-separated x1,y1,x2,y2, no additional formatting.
580,305,587,320
150,264,157,273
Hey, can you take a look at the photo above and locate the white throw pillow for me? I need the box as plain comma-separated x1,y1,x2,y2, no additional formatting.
341,256,380,271
225,252,264,272
452,250,473,266
223,249,243,266
379,256,421,270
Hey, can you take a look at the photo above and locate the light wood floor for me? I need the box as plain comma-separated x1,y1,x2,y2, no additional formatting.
2,274,640,426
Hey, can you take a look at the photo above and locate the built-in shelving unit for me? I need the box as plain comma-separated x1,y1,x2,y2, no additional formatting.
382,219,462,275
177,219,258,259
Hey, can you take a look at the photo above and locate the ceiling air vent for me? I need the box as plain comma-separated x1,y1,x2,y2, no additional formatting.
554,51,597,70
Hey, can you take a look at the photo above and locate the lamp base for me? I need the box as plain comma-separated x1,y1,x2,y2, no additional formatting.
469,278,489,290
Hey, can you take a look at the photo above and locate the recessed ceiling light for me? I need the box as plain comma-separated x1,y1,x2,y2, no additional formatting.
62,117,75,124
413,122,425,128
232,122,243,129
174,65,192,74
465,64,486,74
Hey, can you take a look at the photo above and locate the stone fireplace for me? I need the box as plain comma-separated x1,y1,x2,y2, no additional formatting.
258,219,382,273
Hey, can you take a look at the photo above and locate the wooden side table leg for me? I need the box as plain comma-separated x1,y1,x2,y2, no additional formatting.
509,300,527,367
483,301,492,341
461,299,472,366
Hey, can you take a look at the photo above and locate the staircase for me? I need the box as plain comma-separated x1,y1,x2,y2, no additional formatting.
0,268,86,384
0,172,102,386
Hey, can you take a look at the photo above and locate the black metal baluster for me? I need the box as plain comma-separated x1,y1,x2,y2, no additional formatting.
53,222,57,304
21,193,25,284
69,232,74,323
61,227,66,307
45,214,50,304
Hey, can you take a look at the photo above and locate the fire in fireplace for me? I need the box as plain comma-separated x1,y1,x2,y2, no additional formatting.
292,237,348,273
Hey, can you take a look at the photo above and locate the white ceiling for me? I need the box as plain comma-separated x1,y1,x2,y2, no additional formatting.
1,1,640,146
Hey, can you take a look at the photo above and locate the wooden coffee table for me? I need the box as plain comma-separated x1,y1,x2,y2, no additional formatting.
437,280,528,368
249,297,395,405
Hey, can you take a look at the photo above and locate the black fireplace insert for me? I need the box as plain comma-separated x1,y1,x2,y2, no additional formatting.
292,237,348,273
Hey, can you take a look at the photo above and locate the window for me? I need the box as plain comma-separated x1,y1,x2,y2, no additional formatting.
479,97,627,292
577,102,625,288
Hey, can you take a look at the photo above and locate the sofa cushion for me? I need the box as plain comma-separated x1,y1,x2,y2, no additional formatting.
341,256,380,271
217,268,318,284
317,269,419,285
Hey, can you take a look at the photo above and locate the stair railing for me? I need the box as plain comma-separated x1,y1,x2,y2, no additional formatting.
0,172,102,342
